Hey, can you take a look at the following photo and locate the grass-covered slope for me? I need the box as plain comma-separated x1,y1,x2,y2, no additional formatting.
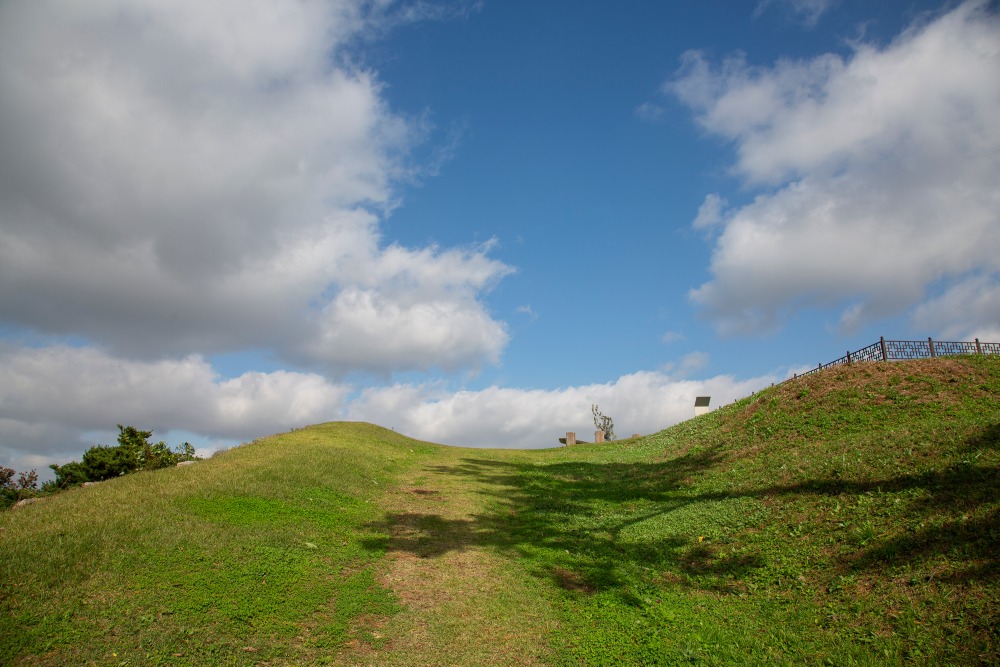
2,356,998,666
473,355,999,665
0,423,444,666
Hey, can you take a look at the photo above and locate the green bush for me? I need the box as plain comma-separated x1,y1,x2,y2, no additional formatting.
47,459,93,486
49,424,200,488
81,444,136,480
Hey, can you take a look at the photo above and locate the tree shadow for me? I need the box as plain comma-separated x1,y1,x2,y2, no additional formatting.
853,508,1000,582
363,421,1000,595
363,443,734,593
966,421,1000,451
372,511,480,558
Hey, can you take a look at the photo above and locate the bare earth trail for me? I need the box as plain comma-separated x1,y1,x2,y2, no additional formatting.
336,448,558,666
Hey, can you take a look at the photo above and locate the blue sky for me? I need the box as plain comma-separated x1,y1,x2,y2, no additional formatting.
368,0,988,385
2,0,999,476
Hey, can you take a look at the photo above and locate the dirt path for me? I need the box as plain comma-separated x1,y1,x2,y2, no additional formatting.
336,450,557,666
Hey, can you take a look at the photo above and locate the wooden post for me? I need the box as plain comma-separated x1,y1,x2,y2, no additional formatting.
880,336,888,361
928,337,936,358
976,338,982,355
846,350,852,364
565,432,576,446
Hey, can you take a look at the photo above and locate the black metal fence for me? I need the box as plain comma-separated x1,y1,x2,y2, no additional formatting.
791,336,1000,381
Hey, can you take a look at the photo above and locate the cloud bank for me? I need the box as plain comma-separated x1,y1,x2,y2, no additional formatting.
0,345,347,447
347,369,772,449
670,1,1000,338
0,343,776,476
0,0,510,374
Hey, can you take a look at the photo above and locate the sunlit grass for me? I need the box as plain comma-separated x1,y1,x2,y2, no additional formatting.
468,356,1000,666
2,358,998,665
0,423,431,665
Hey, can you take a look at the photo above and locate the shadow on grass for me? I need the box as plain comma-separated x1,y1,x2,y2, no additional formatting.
363,422,1000,595
967,421,1000,451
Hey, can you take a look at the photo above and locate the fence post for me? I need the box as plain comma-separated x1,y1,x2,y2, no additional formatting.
976,338,982,355
880,336,888,361
928,337,936,358
846,350,852,364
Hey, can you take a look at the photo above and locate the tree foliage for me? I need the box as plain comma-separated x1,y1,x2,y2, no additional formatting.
592,404,615,441
1,466,39,509
48,424,199,488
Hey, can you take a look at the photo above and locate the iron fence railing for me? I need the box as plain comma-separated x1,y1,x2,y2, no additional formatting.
789,336,999,381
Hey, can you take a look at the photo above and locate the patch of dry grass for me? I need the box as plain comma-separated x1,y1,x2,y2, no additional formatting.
335,448,558,667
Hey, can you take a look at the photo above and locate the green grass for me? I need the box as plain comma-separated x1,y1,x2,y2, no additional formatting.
2,357,999,665
0,423,430,666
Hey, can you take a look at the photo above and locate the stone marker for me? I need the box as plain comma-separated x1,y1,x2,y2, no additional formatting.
565,432,576,446
594,430,605,443
694,396,711,417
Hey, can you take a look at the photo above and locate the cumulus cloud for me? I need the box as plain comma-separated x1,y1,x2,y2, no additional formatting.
0,0,511,373
0,345,350,473
347,369,775,449
669,1,1000,336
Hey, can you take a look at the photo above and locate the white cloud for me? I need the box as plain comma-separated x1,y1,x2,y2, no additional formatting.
669,1,1000,336
661,330,686,344
0,345,350,473
912,275,1000,342
635,102,665,122
0,345,779,475
515,305,538,320
692,193,727,231
678,351,710,374
658,351,710,379
303,284,509,373
754,0,838,28
0,0,511,374
347,369,775,449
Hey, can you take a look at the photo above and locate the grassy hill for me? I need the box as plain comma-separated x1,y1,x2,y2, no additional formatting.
2,356,998,666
